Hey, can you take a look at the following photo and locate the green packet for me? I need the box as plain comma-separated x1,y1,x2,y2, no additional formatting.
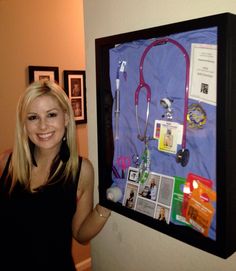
171,176,189,226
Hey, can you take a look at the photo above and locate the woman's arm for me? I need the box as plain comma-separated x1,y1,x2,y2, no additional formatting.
72,158,111,244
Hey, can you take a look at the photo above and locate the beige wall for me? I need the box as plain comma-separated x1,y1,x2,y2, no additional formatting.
0,0,89,265
84,1,236,271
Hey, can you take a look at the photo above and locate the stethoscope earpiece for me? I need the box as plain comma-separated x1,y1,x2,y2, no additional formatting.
176,149,190,167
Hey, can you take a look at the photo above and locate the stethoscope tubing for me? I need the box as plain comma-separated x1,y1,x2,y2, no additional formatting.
135,37,190,149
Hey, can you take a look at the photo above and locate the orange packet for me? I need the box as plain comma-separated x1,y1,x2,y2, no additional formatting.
182,173,213,217
185,181,216,237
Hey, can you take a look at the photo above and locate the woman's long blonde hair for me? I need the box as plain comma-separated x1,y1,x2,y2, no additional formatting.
9,80,78,191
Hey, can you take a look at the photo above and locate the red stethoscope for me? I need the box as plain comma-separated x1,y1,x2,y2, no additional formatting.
135,37,190,167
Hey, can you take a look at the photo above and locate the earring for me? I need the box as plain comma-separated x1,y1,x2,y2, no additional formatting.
59,134,70,163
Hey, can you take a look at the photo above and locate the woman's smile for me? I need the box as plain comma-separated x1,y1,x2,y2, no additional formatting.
37,132,55,141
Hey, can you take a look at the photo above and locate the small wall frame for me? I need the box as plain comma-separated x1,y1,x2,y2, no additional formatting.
95,13,236,258
63,70,87,124
28,65,59,83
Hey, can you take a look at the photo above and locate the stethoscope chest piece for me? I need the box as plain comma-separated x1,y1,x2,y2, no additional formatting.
176,149,190,167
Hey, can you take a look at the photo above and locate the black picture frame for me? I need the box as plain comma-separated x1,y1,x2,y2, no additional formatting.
28,65,59,83
95,12,236,258
63,70,87,124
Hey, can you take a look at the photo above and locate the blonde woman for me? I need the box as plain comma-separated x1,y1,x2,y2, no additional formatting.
0,80,110,271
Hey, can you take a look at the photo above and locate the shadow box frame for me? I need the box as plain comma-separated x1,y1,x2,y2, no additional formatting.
63,70,87,125
95,12,236,258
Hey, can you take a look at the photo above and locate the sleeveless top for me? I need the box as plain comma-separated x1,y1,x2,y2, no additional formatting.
0,155,82,271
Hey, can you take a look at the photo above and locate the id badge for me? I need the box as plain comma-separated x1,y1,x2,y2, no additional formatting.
157,121,180,154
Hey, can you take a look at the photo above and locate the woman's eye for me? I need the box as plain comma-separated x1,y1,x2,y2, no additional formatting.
27,115,38,121
48,112,58,118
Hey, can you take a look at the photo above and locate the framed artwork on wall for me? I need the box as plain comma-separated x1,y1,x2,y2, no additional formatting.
28,65,59,83
63,70,87,124
95,12,236,258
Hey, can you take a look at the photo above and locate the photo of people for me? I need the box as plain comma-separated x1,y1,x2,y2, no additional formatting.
125,190,135,209
164,129,173,147
148,176,159,201
71,78,81,97
155,205,170,224
139,185,151,199
139,173,160,201
71,99,82,117
123,183,138,209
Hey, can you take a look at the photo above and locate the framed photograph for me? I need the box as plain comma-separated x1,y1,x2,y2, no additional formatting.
28,65,59,83
63,70,87,124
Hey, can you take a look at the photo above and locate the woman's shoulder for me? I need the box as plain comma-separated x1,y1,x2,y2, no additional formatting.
0,149,12,178
80,157,93,172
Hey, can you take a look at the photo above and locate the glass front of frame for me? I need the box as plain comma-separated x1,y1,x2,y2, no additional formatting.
108,27,217,241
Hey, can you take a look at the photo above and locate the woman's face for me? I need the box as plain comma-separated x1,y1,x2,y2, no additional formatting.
25,95,68,154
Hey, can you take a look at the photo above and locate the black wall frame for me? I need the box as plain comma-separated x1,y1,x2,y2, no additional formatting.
95,13,236,258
